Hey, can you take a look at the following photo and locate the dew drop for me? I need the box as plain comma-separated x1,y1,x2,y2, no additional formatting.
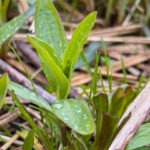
64,117,68,121
76,109,81,113
30,93,36,97
77,42,80,46
38,25,42,29
74,125,78,129
86,124,90,130
83,114,87,120
80,32,84,36
54,103,62,109
59,42,62,48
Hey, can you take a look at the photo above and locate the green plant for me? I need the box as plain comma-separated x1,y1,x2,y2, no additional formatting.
0,0,149,149
27,0,96,135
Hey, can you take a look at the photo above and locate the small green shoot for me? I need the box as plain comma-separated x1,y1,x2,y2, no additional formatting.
80,51,93,77
9,45,36,93
0,73,8,109
121,55,127,84
102,40,112,93
23,129,34,150
89,52,100,102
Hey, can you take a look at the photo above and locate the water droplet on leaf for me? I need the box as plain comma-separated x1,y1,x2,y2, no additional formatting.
54,103,62,109
76,109,81,113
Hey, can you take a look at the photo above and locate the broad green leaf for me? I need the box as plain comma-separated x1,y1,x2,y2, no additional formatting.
23,129,34,150
62,12,96,79
35,0,67,59
126,123,150,150
0,14,25,46
28,36,62,69
8,80,52,112
28,37,69,99
52,99,95,135
12,92,52,150
0,74,8,109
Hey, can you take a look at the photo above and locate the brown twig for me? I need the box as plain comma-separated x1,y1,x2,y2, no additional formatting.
15,40,41,68
0,133,20,150
0,59,56,103
109,82,150,149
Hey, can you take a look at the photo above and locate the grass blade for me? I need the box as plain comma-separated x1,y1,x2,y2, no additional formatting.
23,130,34,150
12,92,53,149
0,73,8,109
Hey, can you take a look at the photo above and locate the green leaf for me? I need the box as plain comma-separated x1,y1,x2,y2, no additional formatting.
8,80,52,112
28,37,69,99
92,93,108,149
23,129,34,150
0,14,25,46
35,0,67,59
97,113,117,150
28,36,62,69
109,86,135,120
0,74,8,109
52,99,95,135
126,123,150,150
62,12,96,79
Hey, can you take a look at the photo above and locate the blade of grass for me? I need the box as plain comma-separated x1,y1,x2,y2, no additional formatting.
102,40,112,93
0,73,8,109
12,92,53,150
23,129,34,150
89,52,100,102
9,45,36,93
80,51,92,77
2,0,10,23
121,55,127,84
99,69,106,94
